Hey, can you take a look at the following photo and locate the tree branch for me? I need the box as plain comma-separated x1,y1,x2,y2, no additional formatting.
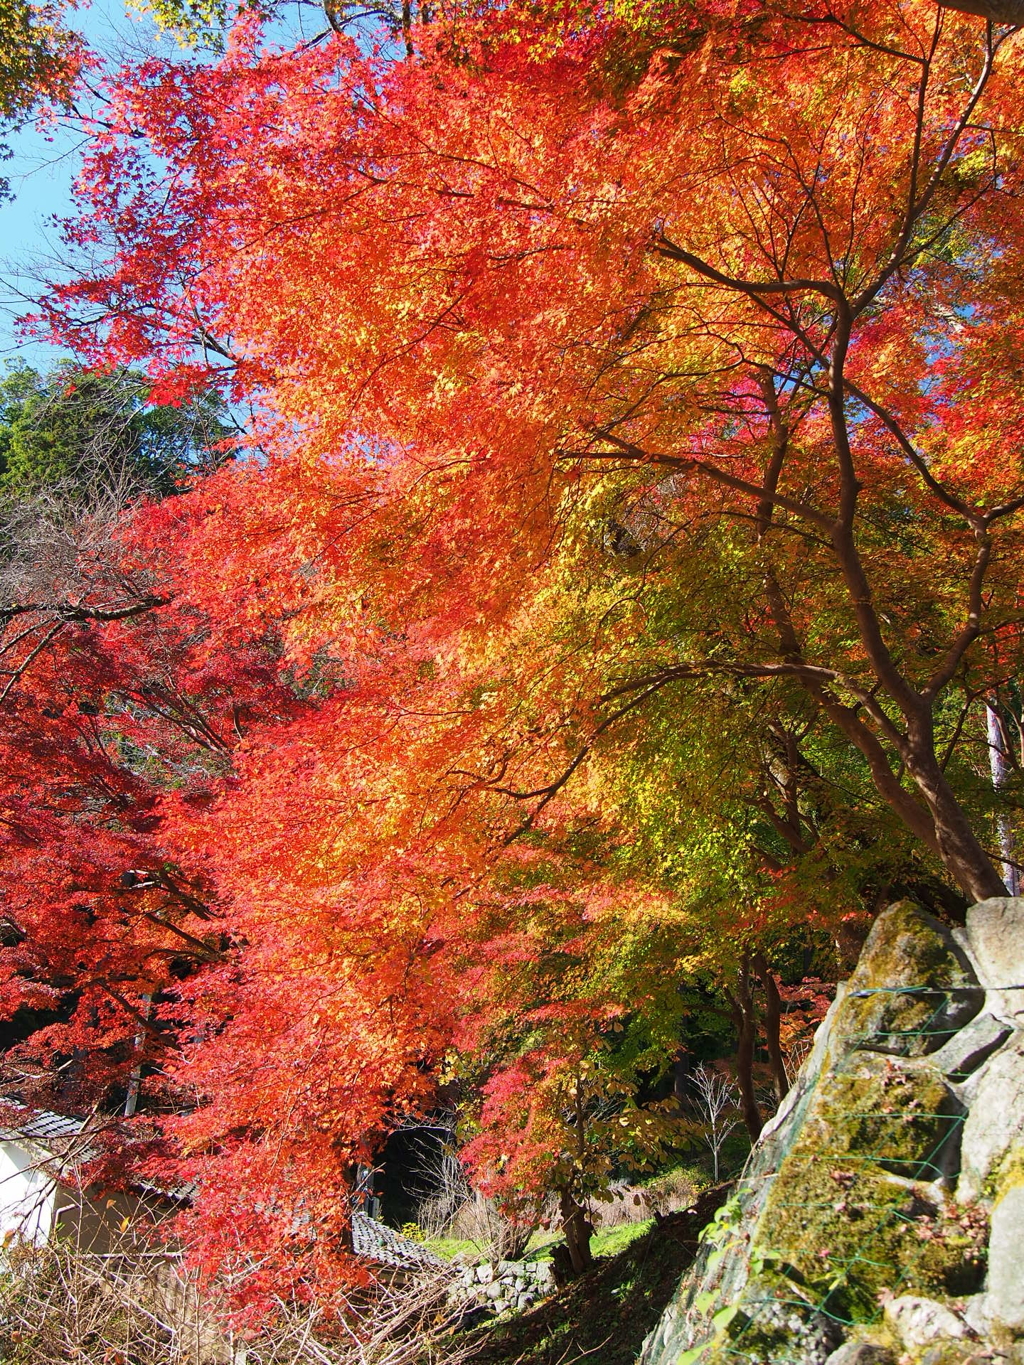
653,236,843,304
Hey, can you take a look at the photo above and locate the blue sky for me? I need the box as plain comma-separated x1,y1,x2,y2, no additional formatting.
0,0,337,372
0,0,176,368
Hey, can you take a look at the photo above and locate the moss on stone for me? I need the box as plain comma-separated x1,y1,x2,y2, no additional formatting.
992,1149,1024,1204
756,1063,977,1323
640,902,999,1365
838,903,982,1058
795,1061,962,1178
836,902,982,1058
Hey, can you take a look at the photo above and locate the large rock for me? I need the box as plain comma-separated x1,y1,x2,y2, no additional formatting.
986,1184,1024,1332
957,1032,1024,1201
639,897,1024,1365
883,1294,967,1349
836,902,983,1058
928,1009,1009,1081
824,1345,894,1365
960,897,1024,1028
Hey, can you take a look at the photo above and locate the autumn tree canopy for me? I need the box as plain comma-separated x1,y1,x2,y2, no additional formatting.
3,0,1024,1304
0,0,78,195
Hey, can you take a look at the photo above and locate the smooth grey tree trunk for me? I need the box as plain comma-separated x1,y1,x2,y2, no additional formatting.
987,701,1019,895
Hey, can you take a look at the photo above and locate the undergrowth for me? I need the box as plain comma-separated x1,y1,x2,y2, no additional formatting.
448,1186,726,1365
0,1187,726,1365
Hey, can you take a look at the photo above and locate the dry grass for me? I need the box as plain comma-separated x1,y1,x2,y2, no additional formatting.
590,1169,703,1231
0,1238,475,1365
413,1143,532,1262
0,1239,223,1365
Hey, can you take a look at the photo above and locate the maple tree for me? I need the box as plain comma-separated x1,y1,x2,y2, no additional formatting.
3,0,1024,1302
54,0,1024,897
0,0,78,195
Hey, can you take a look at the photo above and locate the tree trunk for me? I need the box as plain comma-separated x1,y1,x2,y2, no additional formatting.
902,728,1008,902
123,993,152,1117
753,954,789,1105
987,699,1019,895
811,681,1006,902
672,1047,694,1110
559,1187,593,1276
727,956,763,1141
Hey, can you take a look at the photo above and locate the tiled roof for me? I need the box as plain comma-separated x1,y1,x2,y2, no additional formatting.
1,1110,446,1269
351,1211,446,1270
0,1109,99,1164
5,1109,83,1143
135,1174,196,1203
0,1109,192,1200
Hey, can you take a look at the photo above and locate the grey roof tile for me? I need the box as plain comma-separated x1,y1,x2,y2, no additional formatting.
351,1211,446,1269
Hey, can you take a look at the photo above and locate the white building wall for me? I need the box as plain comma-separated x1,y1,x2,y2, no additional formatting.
0,1140,58,1244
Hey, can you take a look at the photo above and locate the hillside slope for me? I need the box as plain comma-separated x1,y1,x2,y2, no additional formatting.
639,899,1024,1365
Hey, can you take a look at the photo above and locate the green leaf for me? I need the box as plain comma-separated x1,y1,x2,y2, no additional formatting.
711,1304,740,1331
675,1347,707,1365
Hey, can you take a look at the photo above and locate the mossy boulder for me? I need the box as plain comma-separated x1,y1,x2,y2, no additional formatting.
654,1061,977,1364
760,1062,975,1324
835,902,983,1059
637,899,1018,1365
792,1059,963,1181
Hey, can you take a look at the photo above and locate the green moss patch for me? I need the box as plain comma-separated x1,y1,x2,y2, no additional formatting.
992,1149,1024,1205
836,902,982,1058
794,1063,963,1180
758,1064,982,1323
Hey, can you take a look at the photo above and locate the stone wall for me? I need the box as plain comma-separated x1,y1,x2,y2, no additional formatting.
449,1255,555,1317
638,897,1024,1365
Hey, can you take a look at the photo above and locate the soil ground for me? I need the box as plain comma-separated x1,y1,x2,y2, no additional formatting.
452,1185,728,1365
